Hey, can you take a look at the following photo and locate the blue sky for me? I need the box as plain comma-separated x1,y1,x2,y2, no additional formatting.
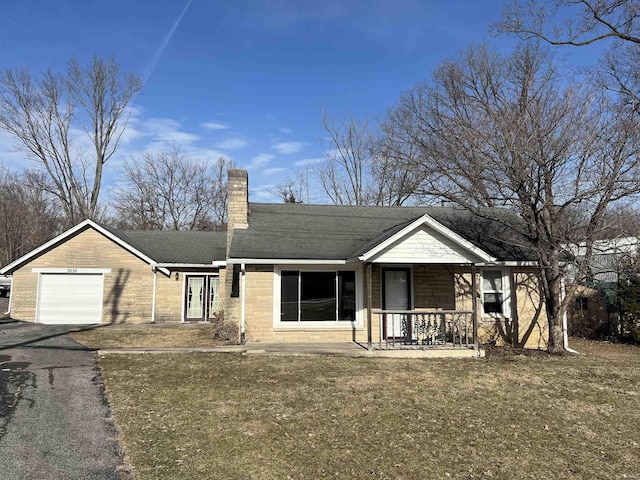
0,0,601,203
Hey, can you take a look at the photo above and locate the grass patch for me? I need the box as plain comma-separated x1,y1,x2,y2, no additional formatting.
99,339,640,479
70,324,220,349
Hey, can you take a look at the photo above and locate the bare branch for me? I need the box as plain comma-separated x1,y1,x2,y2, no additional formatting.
112,148,232,231
0,55,141,226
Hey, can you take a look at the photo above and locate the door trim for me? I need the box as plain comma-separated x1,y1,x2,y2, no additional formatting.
381,267,412,340
183,274,220,322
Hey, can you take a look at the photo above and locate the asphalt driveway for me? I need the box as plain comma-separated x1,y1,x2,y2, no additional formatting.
0,321,125,479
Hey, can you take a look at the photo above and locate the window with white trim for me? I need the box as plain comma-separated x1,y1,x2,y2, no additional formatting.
482,269,510,317
280,270,356,322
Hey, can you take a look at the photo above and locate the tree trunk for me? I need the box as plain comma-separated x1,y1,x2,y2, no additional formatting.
543,264,566,354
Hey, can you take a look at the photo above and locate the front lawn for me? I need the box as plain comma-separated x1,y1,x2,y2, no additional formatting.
100,339,640,479
70,324,220,349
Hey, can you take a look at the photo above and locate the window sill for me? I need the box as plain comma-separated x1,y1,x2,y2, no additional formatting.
274,322,363,331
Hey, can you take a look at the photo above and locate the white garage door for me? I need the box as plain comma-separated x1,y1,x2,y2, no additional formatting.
38,274,104,324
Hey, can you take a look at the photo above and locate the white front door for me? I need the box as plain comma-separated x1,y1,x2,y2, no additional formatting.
383,269,410,338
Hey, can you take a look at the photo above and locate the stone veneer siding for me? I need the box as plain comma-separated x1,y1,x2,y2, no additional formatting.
454,268,548,349
240,264,548,347
9,228,202,324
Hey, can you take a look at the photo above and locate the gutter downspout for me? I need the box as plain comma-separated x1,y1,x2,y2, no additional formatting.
6,281,12,316
151,267,157,324
560,277,579,354
240,263,246,344
366,263,373,351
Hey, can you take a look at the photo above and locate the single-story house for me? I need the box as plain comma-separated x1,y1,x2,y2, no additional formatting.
1,169,549,350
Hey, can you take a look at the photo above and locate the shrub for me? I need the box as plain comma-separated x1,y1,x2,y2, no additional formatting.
210,310,240,344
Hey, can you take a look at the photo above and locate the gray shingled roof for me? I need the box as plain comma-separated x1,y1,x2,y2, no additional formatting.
100,225,227,264
228,203,537,262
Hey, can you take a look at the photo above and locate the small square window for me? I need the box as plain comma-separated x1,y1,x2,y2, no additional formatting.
575,297,588,311
482,270,502,292
483,293,503,314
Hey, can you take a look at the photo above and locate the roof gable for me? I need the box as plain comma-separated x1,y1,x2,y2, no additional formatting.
360,214,495,263
0,220,168,275
0,221,228,275
229,203,537,263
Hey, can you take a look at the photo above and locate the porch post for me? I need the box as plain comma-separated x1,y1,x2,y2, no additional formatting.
151,266,157,324
471,263,479,350
366,263,373,351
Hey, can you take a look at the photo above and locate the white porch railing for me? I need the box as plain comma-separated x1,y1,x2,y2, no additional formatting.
372,310,475,349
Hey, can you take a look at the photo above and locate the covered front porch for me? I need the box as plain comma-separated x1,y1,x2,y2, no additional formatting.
363,263,482,351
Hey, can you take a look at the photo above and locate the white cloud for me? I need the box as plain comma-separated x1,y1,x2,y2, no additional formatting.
118,124,145,145
272,141,306,154
293,157,325,167
279,127,293,135
0,131,30,170
201,121,229,130
145,118,200,144
263,167,286,175
215,138,249,150
248,153,274,169
251,183,280,202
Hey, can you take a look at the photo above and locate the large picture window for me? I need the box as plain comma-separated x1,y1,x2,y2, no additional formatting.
280,270,356,322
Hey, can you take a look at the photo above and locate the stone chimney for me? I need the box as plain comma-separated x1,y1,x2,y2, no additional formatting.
227,169,249,231
225,169,249,342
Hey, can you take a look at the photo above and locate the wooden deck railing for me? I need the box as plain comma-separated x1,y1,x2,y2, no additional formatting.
372,310,475,349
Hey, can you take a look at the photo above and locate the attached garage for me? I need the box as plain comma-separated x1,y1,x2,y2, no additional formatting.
1,219,227,325
36,271,108,325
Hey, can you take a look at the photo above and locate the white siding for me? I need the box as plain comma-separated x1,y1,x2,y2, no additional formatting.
370,226,480,264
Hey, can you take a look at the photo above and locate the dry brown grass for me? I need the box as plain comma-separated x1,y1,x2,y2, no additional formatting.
99,339,640,480
70,324,219,349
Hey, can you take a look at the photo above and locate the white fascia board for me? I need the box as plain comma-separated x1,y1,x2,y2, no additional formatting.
153,262,226,268
1,219,96,274
358,214,496,263
475,261,539,267
0,219,168,275
228,258,348,265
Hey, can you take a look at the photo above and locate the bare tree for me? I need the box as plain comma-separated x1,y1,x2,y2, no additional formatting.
384,43,640,353
0,55,142,225
317,111,425,206
273,167,310,203
112,148,232,231
0,165,62,266
318,111,376,205
377,116,434,206
496,0,640,103
497,0,640,47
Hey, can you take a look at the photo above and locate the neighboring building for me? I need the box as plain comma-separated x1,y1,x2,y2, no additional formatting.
0,275,11,298
1,169,549,350
567,237,639,337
